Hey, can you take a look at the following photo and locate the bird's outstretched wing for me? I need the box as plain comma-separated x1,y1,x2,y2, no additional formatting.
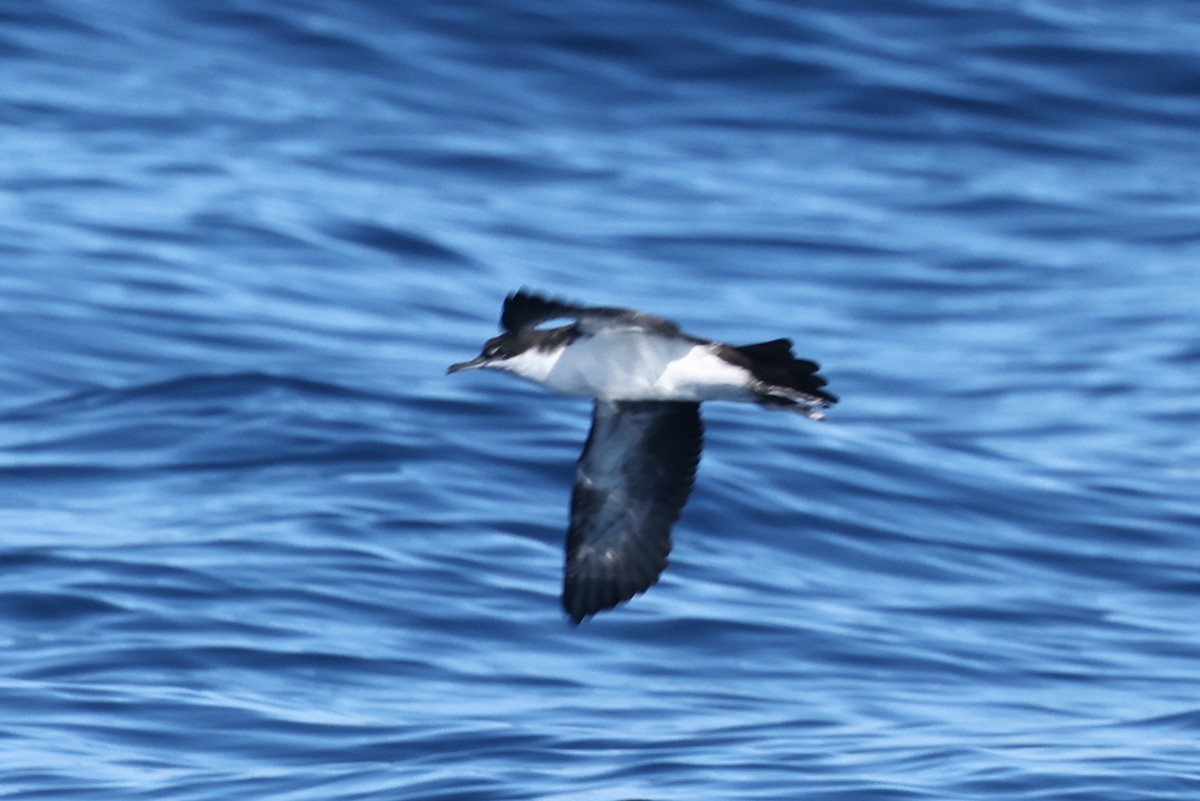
500,289,681,336
563,400,703,623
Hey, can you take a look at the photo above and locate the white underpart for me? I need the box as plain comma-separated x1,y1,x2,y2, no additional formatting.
496,330,756,402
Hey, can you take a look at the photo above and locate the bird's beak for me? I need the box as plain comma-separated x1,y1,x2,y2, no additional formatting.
447,355,489,374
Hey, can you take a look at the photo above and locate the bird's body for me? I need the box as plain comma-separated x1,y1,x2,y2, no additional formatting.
449,290,836,623
490,327,756,403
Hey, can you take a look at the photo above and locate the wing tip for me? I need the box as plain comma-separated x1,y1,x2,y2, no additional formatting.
500,287,577,332
561,557,670,625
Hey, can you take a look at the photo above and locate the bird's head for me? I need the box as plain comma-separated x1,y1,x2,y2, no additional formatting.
447,333,525,374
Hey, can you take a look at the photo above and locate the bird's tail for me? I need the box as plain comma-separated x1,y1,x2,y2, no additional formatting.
733,339,837,419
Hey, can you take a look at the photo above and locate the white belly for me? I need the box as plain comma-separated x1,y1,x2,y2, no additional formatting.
516,332,754,402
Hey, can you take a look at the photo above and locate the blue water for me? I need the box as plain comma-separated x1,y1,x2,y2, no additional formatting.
3,1,1199,798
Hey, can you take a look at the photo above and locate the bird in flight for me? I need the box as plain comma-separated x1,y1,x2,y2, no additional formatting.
449,290,836,623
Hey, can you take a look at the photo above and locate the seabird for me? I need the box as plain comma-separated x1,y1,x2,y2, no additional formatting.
449,290,836,623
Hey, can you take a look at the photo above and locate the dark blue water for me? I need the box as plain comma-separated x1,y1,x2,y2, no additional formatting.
3,1,1199,798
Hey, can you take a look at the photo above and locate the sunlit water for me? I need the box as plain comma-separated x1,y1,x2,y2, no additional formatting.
2,2,1199,799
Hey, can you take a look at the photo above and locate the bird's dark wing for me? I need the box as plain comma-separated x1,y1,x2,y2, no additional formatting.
500,290,581,332
500,289,681,336
563,400,703,623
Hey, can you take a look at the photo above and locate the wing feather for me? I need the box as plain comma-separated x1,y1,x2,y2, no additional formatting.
501,289,682,336
563,401,703,623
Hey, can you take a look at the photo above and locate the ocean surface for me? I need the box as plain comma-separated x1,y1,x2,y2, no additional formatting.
2,1,1199,798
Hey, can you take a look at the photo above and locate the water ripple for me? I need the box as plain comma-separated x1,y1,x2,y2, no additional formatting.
3,0,1200,798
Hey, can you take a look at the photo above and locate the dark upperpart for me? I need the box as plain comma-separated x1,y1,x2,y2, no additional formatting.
723,338,838,406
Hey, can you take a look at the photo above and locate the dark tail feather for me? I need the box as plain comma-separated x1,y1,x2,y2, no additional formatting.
735,338,795,363
732,339,838,406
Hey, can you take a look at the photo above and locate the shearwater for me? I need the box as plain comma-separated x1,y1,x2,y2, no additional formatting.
449,289,837,623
